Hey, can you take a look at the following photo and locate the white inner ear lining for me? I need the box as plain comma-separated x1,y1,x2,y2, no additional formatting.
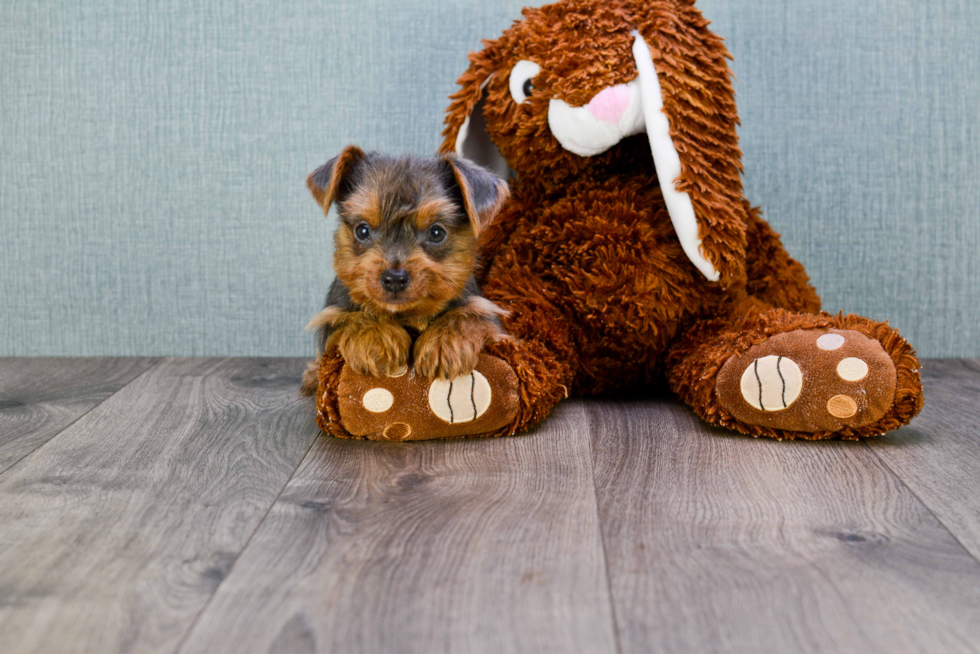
631,30,720,282
455,76,493,155
454,74,511,180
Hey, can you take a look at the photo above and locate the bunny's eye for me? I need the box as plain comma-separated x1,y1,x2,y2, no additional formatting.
509,60,541,104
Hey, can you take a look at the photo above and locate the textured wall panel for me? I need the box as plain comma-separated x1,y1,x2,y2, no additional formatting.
1,0,977,356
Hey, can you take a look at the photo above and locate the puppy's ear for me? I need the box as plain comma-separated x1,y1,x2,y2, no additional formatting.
443,154,509,237
307,145,366,212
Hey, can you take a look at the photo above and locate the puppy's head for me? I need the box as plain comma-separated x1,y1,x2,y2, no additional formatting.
308,147,508,316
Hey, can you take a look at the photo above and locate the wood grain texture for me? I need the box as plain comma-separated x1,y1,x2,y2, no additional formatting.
867,359,980,561
0,357,158,475
2,358,978,654
178,402,617,654
0,358,320,654
588,398,980,654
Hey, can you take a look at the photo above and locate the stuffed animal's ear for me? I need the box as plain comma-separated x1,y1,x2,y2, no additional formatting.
442,154,510,237
440,44,511,180
626,0,749,288
307,145,366,213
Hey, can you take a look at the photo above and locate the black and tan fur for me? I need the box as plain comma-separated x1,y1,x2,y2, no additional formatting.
300,147,510,394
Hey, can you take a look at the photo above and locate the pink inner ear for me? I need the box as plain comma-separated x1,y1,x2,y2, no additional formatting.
587,86,632,124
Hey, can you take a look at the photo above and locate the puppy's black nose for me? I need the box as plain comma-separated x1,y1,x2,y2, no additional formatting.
380,268,411,294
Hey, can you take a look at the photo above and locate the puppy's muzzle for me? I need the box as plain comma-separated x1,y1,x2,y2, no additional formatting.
380,268,411,294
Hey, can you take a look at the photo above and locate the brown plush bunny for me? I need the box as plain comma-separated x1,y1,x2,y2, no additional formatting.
310,0,923,441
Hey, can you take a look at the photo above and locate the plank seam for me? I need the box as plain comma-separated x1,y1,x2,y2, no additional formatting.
172,431,323,654
863,440,980,571
584,402,625,654
0,357,165,479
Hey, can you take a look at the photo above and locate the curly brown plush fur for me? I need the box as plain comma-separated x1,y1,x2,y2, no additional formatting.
312,0,923,441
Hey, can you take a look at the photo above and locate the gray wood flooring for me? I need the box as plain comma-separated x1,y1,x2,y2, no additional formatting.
0,358,978,654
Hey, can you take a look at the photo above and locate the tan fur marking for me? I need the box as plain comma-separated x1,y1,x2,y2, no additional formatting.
413,196,458,230
305,306,348,332
333,241,386,308
448,161,509,237
341,187,382,228
466,295,509,318
477,180,509,229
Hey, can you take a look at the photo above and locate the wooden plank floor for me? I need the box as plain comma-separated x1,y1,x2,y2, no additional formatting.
0,358,158,475
0,358,978,654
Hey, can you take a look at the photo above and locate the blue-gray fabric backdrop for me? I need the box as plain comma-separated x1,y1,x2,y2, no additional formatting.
1,0,978,357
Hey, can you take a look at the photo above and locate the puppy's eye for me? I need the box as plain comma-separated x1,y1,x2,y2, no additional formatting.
509,60,541,105
427,224,447,243
354,223,371,241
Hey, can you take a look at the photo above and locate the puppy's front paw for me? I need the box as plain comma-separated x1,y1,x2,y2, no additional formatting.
413,325,484,380
338,322,411,378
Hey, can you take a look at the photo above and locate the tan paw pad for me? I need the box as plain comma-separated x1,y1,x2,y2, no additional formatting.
362,388,394,413
428,371,492,424
837,357,869,382
827,395,858,419
739,356,803,412
817,333,846,351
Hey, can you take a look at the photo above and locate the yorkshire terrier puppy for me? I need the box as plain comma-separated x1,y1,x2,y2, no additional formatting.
300,146,510,395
